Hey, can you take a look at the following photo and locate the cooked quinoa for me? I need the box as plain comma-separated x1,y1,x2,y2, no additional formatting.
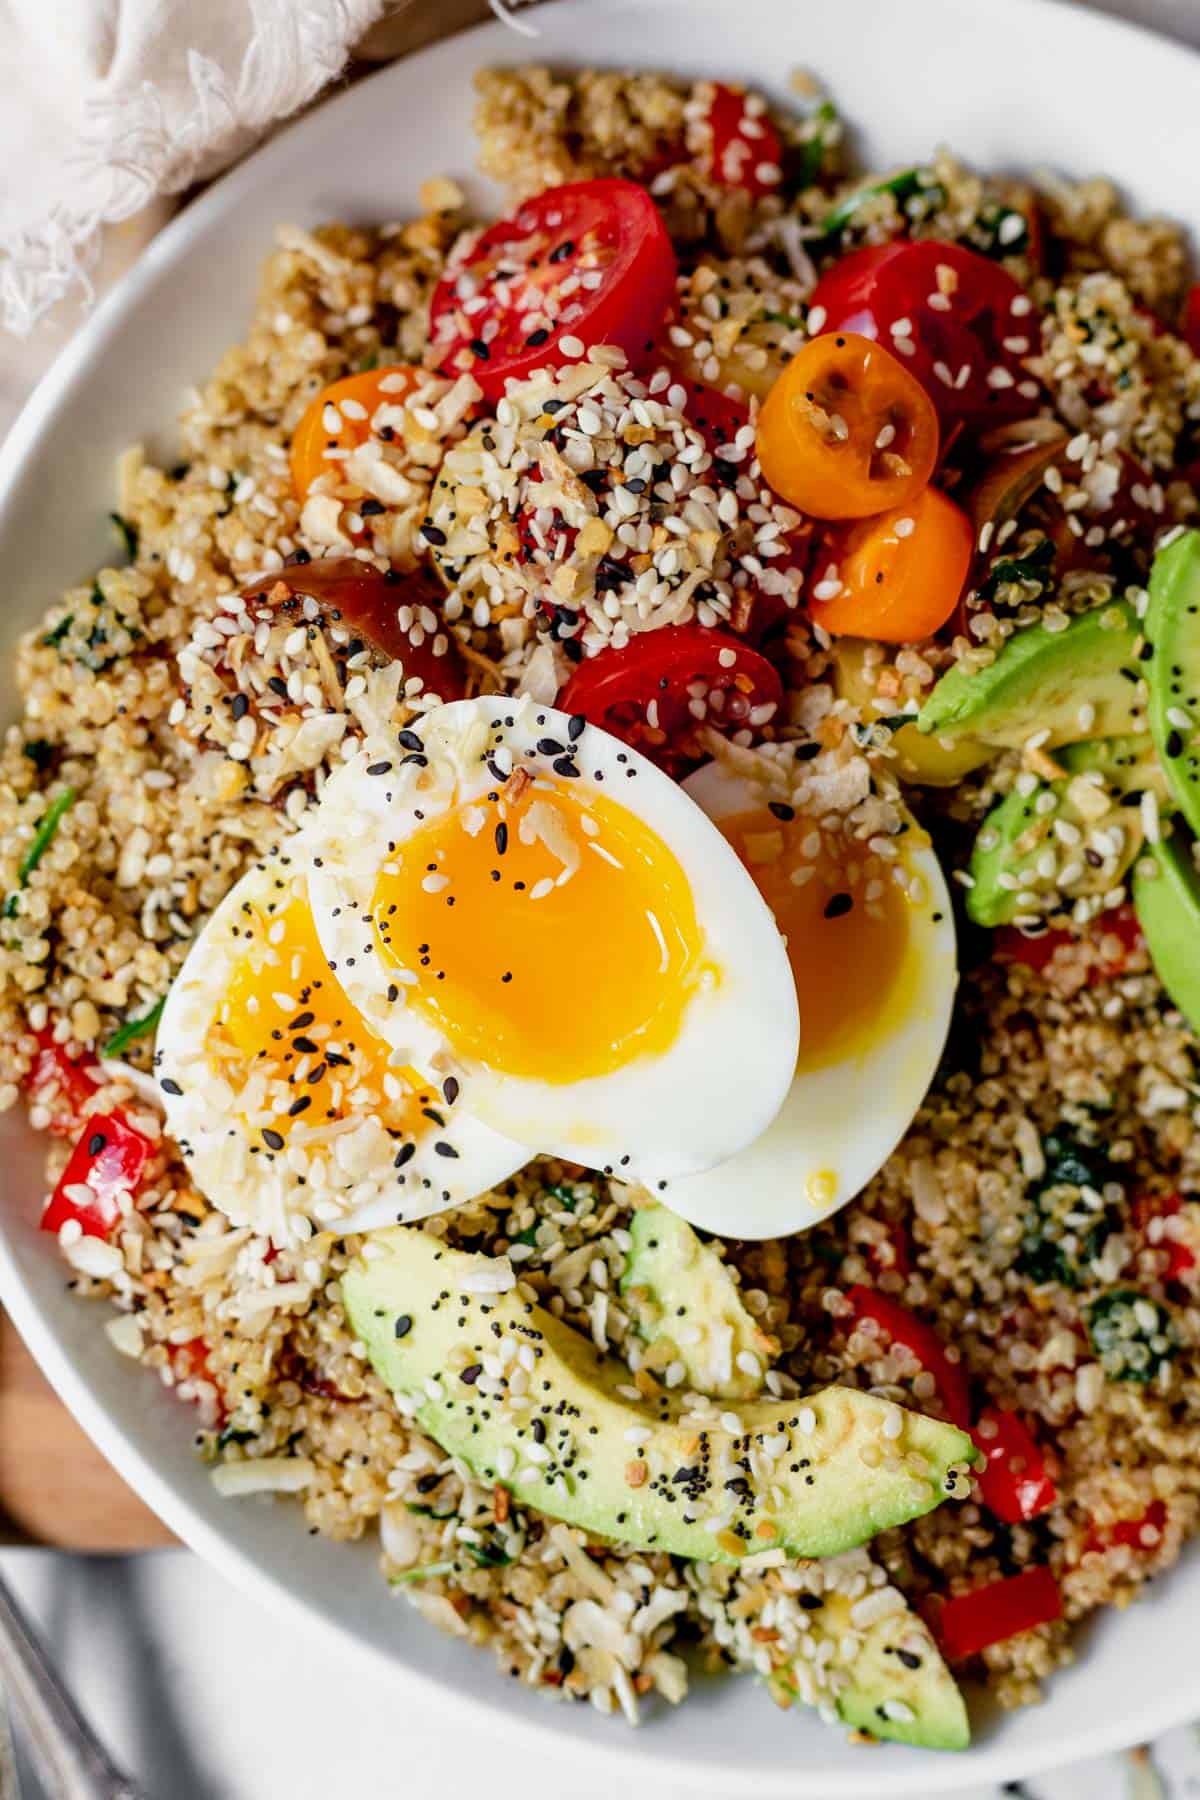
4,61,1200,1739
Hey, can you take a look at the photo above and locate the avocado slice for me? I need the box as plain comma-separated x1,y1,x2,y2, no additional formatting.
621,1205,776,1401
344,1232,974,1564
770,1574,969,1751
623,1210,969,1749
967,734,1166,928
1132,828,1200,1032
829,638,991,786
917,602,1146,749
1144,528,1200,835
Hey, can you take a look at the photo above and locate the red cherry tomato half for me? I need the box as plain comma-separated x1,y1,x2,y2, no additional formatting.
812,241,1038,430
557,624,784,772
430,179,677,401
706,85,783,198
242,560,466,702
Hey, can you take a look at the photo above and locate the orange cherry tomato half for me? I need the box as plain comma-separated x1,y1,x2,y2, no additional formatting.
290,365,423,499
809,486,972,643
756,332,939,520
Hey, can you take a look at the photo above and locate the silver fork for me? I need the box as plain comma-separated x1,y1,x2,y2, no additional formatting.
0,1568,145,1800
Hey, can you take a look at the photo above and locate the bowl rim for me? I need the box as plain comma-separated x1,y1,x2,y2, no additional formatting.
2,0,1200,1790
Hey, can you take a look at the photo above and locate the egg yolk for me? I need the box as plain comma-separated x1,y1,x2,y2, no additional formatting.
716,807,909,1070
219,887,434,1140
371,777,709,1085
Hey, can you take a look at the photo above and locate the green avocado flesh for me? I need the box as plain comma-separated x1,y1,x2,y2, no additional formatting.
917,602,1146,749
620,1205,774,1401
344,1232,974,1565
778,1583,970,1751
1133,829,1200,1032
1144,528,1200,835
622,1206,969,1750
967,734,1166,928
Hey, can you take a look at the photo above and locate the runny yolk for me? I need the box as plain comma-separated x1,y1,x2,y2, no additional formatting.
219,889,434,1140
371,778,708,1085
715,807,910,1070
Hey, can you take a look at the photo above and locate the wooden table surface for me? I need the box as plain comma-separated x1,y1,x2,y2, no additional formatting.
0,1315,173,1550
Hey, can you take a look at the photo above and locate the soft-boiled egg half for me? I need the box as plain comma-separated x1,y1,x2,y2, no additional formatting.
156,850,529,1244
657,760,958,1238
304,696,800,1187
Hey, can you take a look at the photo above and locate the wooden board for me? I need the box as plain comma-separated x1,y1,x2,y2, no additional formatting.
0,1315,174,1550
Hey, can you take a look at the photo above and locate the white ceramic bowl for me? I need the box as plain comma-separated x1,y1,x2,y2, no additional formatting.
1,2,1197,1790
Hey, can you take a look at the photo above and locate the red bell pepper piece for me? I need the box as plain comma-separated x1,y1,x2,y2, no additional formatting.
1133,1192,1197,1282
994,904,1143,982
867,1225,912,1280
844,1285,972,1428
24,1028,98,1137
1084,1498,1167,1558
973,1406,1057,1523
936,1566,1063,1662
1184,284,1200,359
41,1110,153,1240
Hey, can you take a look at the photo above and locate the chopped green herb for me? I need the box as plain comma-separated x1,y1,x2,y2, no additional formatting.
1018,1130,1121,1287
404,1502,457,1520
357,351,381,372
966,201,1030,260
1087,1289,1176,1384
510,1224,539,1248
21,740,56,773
465,1540,514,1569
90,582,104,607
795,100,838,189
216,1425,258,1450
978,538,1056,603
109,512,139,561
102,996,165,1059
388,1561,455,1586
541,1183,577,1212
18,788,76,886
817,168,930,240
41,616,73,650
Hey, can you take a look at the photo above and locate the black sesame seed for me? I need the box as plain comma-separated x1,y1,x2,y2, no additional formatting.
768,801,795,822
160,1077,183,1096
366,760,393,776
823,892,853,919
86,1131,107,1156
394,1143,416,1169
262,1128,285,1151
434,1142,459,1158
443,1076,460,1105
397,729,425,752
567,714,586,741
230,693,249,721
360,498,385,517
394,1314,413,1339
419,523,447,547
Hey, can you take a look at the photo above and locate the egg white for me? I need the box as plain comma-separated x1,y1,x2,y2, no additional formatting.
303,696,800,1187
656,761,958,1238
156,849,529,1247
